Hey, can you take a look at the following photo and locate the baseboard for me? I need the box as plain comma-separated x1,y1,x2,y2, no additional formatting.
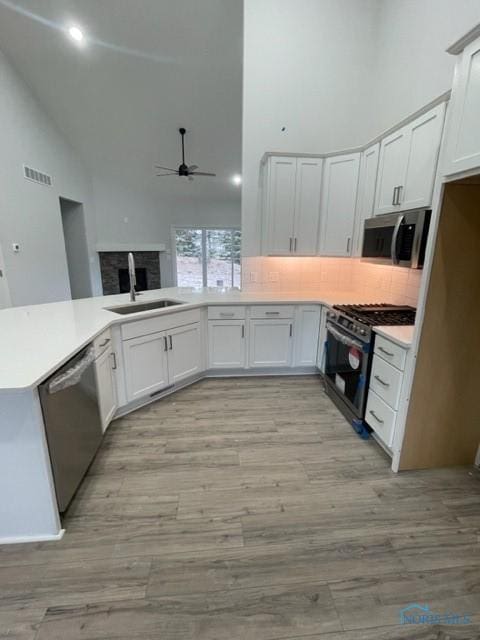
0,529,65,544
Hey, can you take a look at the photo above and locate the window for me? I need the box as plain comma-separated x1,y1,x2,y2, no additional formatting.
174,227,241,288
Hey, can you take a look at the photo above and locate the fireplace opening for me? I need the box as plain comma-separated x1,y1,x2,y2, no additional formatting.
118,267,148,293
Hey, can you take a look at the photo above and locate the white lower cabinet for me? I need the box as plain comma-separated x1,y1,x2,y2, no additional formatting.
248,318,293,368
122,319,203,403
208,320,246,369
316,306,329,373
168,323,203,384
294,306,320,366
365,334,409,449
123,331,170,401
95,346,118,431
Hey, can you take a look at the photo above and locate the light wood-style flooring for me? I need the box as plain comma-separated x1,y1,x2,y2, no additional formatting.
1,376,480,639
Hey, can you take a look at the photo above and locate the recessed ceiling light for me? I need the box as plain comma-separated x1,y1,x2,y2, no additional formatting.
232,174,242,186
68,26,84,43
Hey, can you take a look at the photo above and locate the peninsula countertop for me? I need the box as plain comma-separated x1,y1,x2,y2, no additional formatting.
0,287,415,391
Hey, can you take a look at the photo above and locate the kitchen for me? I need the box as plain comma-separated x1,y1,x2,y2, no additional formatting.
1,1,480,638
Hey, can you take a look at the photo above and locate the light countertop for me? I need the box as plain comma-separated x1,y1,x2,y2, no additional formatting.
374,325,415,349
0,287,409,391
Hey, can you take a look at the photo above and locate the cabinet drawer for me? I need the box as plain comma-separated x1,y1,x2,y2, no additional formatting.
365,389,396,448
369,355,403,409
249,305,295,319
121,309,201,341
208,306,246,320
93,329,112,357
374,334,407,370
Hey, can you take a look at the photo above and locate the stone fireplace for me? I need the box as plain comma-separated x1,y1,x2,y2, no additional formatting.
99,251,161,295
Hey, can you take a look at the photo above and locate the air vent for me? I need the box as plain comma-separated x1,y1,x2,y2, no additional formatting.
23,165,52,187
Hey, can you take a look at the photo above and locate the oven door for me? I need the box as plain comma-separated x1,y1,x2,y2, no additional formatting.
325,323,370,418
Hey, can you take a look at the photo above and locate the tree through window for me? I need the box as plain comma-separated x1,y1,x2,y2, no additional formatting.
174,228,241,288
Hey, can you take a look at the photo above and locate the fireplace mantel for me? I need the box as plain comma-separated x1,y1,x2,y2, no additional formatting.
96,243,166,252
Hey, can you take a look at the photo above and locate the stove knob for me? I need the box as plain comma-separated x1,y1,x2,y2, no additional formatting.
359,328,366,336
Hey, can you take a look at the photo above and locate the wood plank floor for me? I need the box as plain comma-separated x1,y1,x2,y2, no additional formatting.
1,376,480,639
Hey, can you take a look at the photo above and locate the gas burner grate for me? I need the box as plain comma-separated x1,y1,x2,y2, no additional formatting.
333,303,416,327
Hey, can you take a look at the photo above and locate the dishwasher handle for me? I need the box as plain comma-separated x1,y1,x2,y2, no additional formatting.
48,346,96,394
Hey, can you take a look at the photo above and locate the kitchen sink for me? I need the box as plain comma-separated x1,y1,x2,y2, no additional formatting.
106,299,185,315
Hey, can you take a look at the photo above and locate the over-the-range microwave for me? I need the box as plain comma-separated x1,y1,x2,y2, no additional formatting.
361,209,431,269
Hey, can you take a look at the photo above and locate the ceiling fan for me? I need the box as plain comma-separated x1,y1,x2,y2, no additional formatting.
155,128,216,181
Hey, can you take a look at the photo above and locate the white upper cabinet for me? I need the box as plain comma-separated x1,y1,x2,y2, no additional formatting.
374,128,410,215
374,103,445,215
352,143,379,255
443,35,480,176
262,155,322,256
401,103,446,210
294,158,324,254
319,153,360,256
264,156,297,255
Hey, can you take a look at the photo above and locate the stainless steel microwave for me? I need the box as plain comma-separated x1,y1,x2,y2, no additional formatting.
361,209,431,269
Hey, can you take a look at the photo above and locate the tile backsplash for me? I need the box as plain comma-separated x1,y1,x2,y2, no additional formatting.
242,256,422,307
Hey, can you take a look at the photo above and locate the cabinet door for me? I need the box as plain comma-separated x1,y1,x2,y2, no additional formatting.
352,143,379,256
264,156,296,255
167,322,203,384
374,128,409,215
293,306,320,366
208,320,246,369
443,37,480,176
316,306,329,373
95,347,118,431
401,103,445,210
293,158,322,255
319,153,360,256
123,331,170,402
248,319,293,368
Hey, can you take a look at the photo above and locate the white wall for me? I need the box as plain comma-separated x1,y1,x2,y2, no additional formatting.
371,0,480,136
93,174,241,288
0,50,101,307
242,0,379,256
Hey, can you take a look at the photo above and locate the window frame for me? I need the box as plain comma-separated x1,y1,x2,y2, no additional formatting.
171,225,241,288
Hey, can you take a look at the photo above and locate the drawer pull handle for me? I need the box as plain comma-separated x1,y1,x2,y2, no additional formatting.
369,410,384,424
378,346,394,357
374,375,390,387
99,338,110,347
265,311,280,315
220,312,235,317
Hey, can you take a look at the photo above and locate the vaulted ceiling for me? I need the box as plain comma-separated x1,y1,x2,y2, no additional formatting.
0,0,243,202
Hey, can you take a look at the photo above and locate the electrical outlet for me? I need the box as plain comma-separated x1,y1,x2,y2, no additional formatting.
267,271,279,282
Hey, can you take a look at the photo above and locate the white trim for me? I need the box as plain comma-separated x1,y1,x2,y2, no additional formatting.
447,23,480,55
96,243,166,252
0,529,65,544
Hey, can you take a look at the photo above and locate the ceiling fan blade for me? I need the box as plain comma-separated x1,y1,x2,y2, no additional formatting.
188,164,198,172
154,165,177,172
156,172,178,176
190,172,216,177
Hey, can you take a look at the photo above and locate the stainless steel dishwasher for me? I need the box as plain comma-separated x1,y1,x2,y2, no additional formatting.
39,344,103,512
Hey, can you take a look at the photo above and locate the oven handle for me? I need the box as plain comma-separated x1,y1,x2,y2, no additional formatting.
326,323,363,350
391,214,405,265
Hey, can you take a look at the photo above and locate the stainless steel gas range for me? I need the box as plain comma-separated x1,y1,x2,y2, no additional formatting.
324,304,415,432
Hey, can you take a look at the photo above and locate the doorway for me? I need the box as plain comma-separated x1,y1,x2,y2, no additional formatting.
59,197,92,300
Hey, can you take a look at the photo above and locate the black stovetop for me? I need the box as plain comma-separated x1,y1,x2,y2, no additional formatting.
333,303,416,327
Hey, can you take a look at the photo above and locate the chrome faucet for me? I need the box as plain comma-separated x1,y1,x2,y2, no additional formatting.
127,252,136,302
